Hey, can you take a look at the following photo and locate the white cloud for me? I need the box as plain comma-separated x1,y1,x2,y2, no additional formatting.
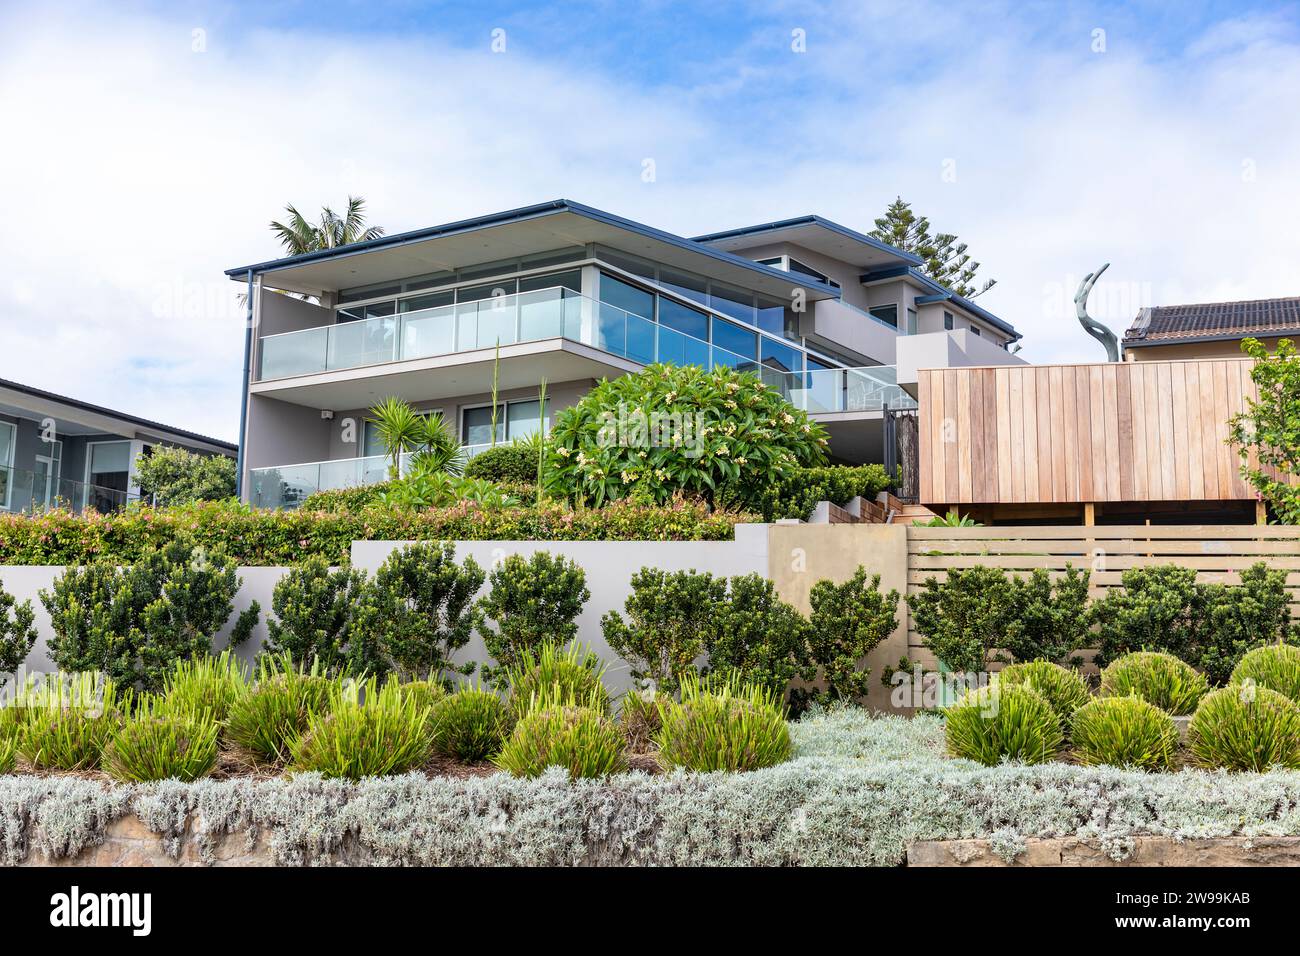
0,2,1297,442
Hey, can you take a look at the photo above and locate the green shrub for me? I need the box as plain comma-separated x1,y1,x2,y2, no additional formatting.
382,472,519,510
371,543,484,681
18,677,123,771
0,736,14,775
618,689,662,752
1188,685,1300,771
943,683,1063,766
299,483,394,513
804,567,899,704
225,658,335,764
1199,564,1296,684
910,565,1090,674
1093,566,1202,668
104,704,220,783
478,552,590,687
654,676,792,773
546,363,828,509
157,650,249,724
1099,651,1208,716
289,678,434,780
0,498,750,567
506,642,610,717
1230,644,1300,702
705,573,813,698
464,443,538,484
0,578,37,684
397,679,447,713
0,704,32,745
133,445,236,506
263,556,383,675
1070,696,1178,771
997,660,1090,724
754,465,893,521
602,568,726,694
494,693,626,780
430,687,511,762
39,537,260,693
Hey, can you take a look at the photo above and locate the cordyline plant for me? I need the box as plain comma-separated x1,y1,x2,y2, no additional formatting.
545,363,828,508
1229,336,1300,523
39,537,259,694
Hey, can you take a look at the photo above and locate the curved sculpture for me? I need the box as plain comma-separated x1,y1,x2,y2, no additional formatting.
1074,263,1121,362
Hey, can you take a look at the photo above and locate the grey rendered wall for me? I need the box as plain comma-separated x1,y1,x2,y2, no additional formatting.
241,394,332,489
350,525,770,694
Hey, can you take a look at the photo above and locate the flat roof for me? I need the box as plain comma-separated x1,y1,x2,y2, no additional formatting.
691,214,924,270
0,378,236,452
225,199,843,302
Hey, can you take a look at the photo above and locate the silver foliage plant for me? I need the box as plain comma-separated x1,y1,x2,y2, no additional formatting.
6,709,1300,865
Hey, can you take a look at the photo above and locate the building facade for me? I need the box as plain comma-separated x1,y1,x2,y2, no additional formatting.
226,200,1023,508
0,378,235,514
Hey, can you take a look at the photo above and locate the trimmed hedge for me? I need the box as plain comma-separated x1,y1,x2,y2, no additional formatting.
464,445,538,484
0,498,752,566
755,465,893,521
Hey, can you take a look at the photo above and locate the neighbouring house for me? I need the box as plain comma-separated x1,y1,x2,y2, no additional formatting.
1123,295,1300,361
226,200,1024,508
0,378,236,514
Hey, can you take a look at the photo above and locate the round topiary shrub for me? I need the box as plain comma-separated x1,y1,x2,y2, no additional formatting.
997,660,1090,724
654,676,792,772
1099,651,1208,715
104,712,220,783
546,363,829,509
1230,644,1300,703
226,669,335,764
507,642,610,718
494,696,626,780
290,679,433,780
1188,685,1300,771
1070,696,1178,771
464,443,538,484
430,687,511,762
943,683,1063,766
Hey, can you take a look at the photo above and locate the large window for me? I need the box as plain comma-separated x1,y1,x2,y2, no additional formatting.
712,318,757,360
0,420,14,510
869,305,898,328
84,440,131,513
462,400,545,446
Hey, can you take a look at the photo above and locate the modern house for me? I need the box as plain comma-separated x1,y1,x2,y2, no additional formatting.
0,378,236,514
226,200,1023,508
1123,295,1300,361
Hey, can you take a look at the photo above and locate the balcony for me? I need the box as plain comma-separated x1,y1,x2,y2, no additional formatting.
1,465,141,515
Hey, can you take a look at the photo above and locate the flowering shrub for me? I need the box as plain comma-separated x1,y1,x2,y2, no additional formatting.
0,497,751,566
546,364,828,508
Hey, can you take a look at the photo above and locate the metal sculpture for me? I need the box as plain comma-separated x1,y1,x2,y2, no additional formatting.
1074,262,1121,362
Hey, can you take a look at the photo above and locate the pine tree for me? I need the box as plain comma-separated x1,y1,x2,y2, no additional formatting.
869,197,996,299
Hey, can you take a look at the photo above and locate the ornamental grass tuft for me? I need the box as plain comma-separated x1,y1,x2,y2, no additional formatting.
495,689,626,780
289,678,434,780
1070,696,1178,771
17,675,124,772
430,686,512,762
996,660,1090,725
1230,644,1300,703
1099,651,1208,716
654,675,792,773
103,699,220,783
1188,684,1300,772
943,683,1063,766
506,641,610,718
225,656,336,764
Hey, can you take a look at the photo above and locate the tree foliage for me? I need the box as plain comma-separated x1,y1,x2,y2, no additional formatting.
805,567,900,704
869,197,996,299
1229,336,1300,522
270,195,385,255
133,447,235,505
478,552,590,687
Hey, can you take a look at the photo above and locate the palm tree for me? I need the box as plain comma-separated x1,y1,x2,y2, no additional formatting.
367,397,465,479
270,196,385,255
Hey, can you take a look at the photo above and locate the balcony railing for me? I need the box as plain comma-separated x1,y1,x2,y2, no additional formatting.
764,365,917,414
0,465,140,515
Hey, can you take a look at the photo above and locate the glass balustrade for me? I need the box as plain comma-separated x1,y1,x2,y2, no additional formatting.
0,465,140,514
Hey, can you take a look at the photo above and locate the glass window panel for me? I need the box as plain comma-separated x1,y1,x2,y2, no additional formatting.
362,422,386,458
907,308,918,335
519,269,581,293
709,283,756,324
943,310,954,330
402,271,455,292
787,257,830,284
970,326,981,337
711,318,757,358
336,305,365,323
507,400,542,439
457,280,517,302
658,268,708,305
339,284,401,304
626,314,656,364
0,420,16,466
658,298,709,341
363,300,396,318
520,247,584,270
657,326,711,368
597,248,656,279
757,296,799,340
401,291,454,312
457,259,519,282
88,441,131,479
401,304,455,359
760,337,802,374
600,274,654,319
869,305,898,328
462,406,497,446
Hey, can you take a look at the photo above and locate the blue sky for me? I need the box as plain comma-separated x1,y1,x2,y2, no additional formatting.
1,0,1298,441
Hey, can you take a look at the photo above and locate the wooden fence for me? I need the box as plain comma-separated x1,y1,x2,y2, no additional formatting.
904,524,1300,666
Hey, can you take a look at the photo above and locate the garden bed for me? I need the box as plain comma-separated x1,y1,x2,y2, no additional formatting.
7,710,1300,867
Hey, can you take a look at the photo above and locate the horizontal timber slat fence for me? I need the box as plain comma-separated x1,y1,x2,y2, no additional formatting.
904,524,1300,666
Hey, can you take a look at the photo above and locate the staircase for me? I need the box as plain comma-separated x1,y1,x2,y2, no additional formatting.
878,492,939,525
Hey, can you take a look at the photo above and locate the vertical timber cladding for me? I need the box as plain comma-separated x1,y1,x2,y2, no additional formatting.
918,359,1261,506
767,523,912,712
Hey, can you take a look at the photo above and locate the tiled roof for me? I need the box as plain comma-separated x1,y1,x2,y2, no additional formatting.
1124,296,1300,345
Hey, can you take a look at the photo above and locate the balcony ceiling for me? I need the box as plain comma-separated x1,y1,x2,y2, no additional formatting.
230,202,840,303
693,218,919,272
249,338,641,411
